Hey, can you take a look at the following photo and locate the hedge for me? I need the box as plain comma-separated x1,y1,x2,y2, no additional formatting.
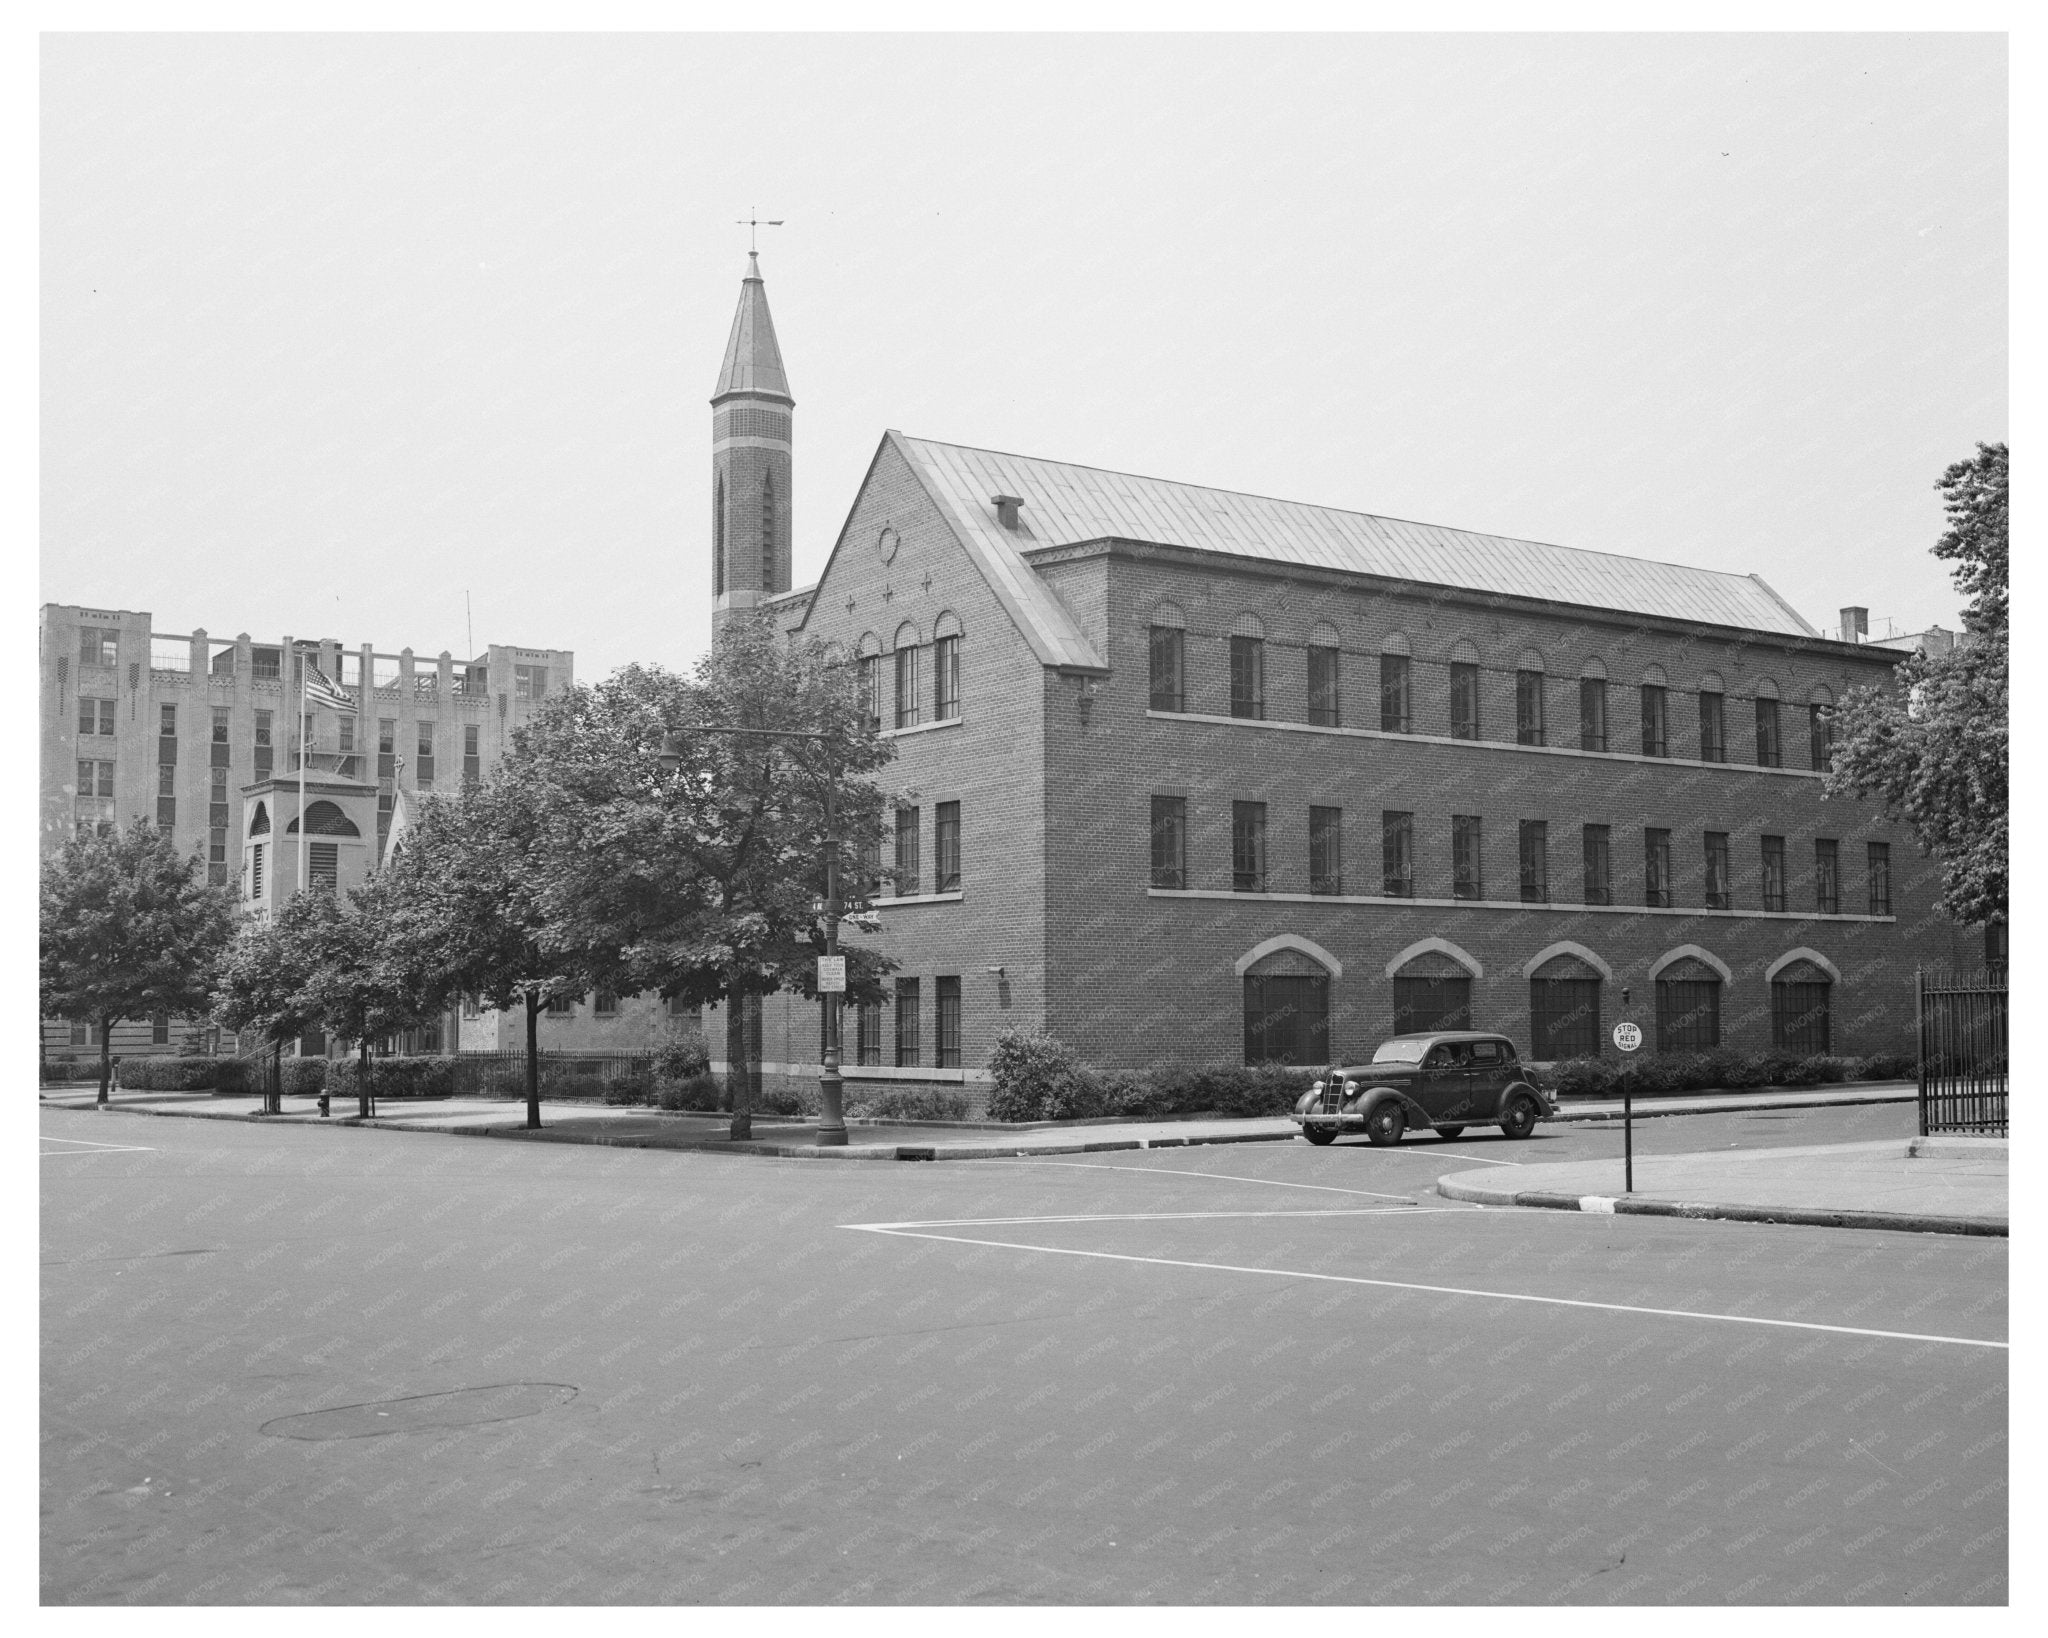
116,1057,229,1091
1537,1048,1917,1098
328,1056,458,1100
985,1029,1314,1122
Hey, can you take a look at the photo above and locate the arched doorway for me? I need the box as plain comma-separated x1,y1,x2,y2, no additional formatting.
1528,950,1605,1059
1770,958,1833,1055
1242,946,1332,1065
1654,955,1725,1051
1390,946,1475,1035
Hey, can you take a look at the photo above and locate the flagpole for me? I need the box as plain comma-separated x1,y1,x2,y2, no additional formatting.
298,651,309,898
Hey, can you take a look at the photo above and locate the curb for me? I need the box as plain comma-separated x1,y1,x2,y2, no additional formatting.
1434,1175,2006,1237
1549,1091,1914,1124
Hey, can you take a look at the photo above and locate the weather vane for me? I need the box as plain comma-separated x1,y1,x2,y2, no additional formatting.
737,209,784,253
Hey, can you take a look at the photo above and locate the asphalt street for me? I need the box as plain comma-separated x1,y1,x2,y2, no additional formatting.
42,1100,2006,1605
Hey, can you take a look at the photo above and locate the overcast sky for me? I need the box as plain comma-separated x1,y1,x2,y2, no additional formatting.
41,31,2005,680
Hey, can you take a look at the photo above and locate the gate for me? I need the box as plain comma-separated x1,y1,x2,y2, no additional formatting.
1916,968,2007,1136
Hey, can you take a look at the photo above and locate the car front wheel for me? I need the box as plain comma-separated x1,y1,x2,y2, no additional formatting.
1365,1103,1406,1147
1302,1124,1337,1146
1498,1096,1540,1140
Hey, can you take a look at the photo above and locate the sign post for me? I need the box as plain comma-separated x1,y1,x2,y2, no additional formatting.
1612,1005,1643,1193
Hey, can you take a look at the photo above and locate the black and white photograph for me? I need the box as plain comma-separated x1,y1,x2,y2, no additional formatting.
37,17,2010,1612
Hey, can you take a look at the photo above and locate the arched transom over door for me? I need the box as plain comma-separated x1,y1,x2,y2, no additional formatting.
1243,946,1332,1066
1390,948,1474,1037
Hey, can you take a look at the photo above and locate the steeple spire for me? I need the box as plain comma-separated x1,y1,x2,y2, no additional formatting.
710,253,795,630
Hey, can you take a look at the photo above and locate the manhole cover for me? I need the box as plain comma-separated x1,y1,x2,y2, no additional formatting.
260,1382,577,1441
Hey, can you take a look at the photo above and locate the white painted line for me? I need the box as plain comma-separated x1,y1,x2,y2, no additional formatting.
843,1225,2008,1352
968,1159,1417,1202
40,1136,155,1155
1434,1152,1523,1167
852,1206,1463,1230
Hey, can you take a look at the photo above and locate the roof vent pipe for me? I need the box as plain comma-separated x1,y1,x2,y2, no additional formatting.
1838,606,1869,642
991,494,1025,531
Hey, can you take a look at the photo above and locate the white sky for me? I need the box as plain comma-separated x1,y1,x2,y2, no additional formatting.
40,30,2006,680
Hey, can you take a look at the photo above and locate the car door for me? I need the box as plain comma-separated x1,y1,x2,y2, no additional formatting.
1416,1043,1468,1123
1462,1040,1509,1118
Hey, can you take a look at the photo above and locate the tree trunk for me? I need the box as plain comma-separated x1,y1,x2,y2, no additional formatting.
726,976,752,1143
270,1038,283,1115
525,988,542,1130
96,1014,113,1104
357,1039,372,1119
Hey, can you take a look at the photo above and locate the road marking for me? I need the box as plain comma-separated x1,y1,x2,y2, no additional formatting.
852,1206,1463,1230
843,1225,2008,1351
969,1159,1419,1202
41,1136,155,1156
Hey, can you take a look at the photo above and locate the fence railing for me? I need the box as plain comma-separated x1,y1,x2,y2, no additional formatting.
1917,967,2007,1136
445,1051,657,1099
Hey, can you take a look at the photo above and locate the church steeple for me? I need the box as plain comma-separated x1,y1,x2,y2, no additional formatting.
711,253,794,628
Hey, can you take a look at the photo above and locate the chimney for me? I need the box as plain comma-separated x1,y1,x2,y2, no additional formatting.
1837,606,1868,643
991,494,1025,531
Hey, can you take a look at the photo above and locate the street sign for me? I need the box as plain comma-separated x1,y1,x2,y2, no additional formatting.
1612,1021,1643,1053
816,955,846,993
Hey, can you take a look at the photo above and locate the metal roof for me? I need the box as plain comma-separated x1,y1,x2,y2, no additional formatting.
712,253,792,404
895,435,1817,638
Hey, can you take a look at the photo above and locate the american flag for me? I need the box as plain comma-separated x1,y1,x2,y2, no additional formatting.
304,664,357,715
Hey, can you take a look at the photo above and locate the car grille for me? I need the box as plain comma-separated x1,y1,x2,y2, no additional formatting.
1320,1082,1345,1113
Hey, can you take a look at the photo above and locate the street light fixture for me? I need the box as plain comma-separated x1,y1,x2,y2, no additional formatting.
656,725,851,1147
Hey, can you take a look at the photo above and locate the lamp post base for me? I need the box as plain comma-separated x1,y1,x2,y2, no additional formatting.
817,1066,848,1146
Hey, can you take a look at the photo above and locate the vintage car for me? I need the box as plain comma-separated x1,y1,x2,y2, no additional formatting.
1289,1031,1554,1146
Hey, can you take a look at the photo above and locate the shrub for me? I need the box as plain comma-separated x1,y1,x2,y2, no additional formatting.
603,1076,652,1106
986,1028,1089,1122
281,1058,327,1097
213,1057,253,1094
656,1072,723,1112
853,1087,973,1122
116,1057,226,1091
1855,1050,1917,1081
1549,1057,1618,1097
1094,1069,1173,1119
1139,1061,1211,1116
654,1031,712,1085
329,1055,458,1101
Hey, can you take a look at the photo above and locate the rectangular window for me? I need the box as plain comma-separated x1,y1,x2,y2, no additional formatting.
1449,662,1479,739
1583,823,1611,906
1579,678,1607,752
338,716,355,754
377,717,396,782
70,1019,89,1047
1228,636,1264,720
1755,697,1782,767
1704,831,1732,910
1231,800,1267,892
1307,645,1340,728
1814,838,1840,915
1809,704,1834,771
857,654,882,733
1761,834,1787,912
1698,691,1726,763
856,833,882,905
1644,827,1673,908
1452,814,1483,900
1150,796,1186,889
309,842,338,895
593,992,618,1017
152,1013,170,1046
894,805,920,896
463,992,483,1019
212,706,230,745
158,763,175,798
156,796,176,828
79,626,119,667
894,645,921,730
1381,811,1414,897
514,664,548,702
1379,654,1411,733
73,760,116,833
934,801,961,892
1640,684,1668,757
463,724,480,786
1518,820,1548,903
665,993,699,1023
1147,625,1185,712
856,999,882,1067
894,978,921,1067
934,635,961,721
253,709,273,779
415,725,435,790
1867,841,1892,916
546,992,575,1016
208,764,228,830
208,829,227,886
251,646,282,681
935,976,962,1069
1515,671,1545,746
159,702,178,739
250,842,264,900
377,791,395,855
1309,805,1343,895
1772,981,1832,1056
78,697,115,736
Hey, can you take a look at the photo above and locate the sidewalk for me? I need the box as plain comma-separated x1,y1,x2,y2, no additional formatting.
1437,1135,2007,1236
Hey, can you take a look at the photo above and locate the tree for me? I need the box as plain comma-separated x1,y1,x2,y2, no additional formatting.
295,869,449,1113
210,889,336,1110
508,615,895,1140
1826,443,2007,928
40,821,237,1103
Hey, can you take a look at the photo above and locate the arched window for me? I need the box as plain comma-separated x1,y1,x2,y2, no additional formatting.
855,634,882,734
1229,614,1265,720
1579,658,1609,752
286,800,360,837
248,800,270,837
1639,663,1669,757
1528,949,1605,1060
933,611,963,722
893,622,923,731
1243,945,1332,1065
1307,620,1342,727
1515,649,1547,746
1148,602,1187,713
1379,633,1412,733
1389,945,1477,1035
1770,957,1834,1055
1807,683,1836,771
1754,677,1783,768
1697,671,1726,762
1448,639,1481,740
1654,954,1724,1051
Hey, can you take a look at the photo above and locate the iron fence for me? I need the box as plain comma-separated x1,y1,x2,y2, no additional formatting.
444,1051,657,1100
1917,967,2007,1136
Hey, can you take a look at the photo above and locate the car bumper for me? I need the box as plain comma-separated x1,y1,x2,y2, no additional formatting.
1290,1110,1364,1129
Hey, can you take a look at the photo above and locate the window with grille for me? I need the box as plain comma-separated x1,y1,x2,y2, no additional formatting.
1515,671,1545,745
1530,977,1601,1060
1809,705,1834,771
1771,980,1831,1055
159,702,178,740
1814,838,1840,914
1755,697,1782,767
934,802,961,892
547,992,575,1016
208,829,227,886
894,806,920,896
78,697,115,737
1380,654,1411,733
1229,636,1264,720
1639,684,1668,757
152,1013,171,1045
1148,626,1185,712
1704,831,1732,910
1231,801,1267,892
1579,679,1607,752
934,635,961,721
1698,690,1726,762
935,976,962,1068
594,992,618,1016
894,645,921,730
464,724,480,786
208,765,228,831
254,709,273,779
1307,645,1340,727
858,655,882,733
75,760,116,833
415,725,435,790
856,999,882,1066
1309,805,1342,895
378,718,396,781
1656,977,1721,1051
1583,824,1611,906
1381,811,1414,897
1452,814,1483,900
212,706,230,746
1518,820,1548,903
251,647,281,681
1149,796,1185,889
1761,834,1787,911
1243,974,1330,1065
1449,663,1479,739
1393,975,1471,1035
895,978,921,1067
514,665,548,702
1643,827,1673,907
1867,841,1891,915
79,627,119,667
338,716,355,754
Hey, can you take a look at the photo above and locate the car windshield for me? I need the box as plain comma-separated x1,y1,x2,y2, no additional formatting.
1370,1039,1429,1064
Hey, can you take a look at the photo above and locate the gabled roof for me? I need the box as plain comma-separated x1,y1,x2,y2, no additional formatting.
896,435,1818,639
712,252,792,405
